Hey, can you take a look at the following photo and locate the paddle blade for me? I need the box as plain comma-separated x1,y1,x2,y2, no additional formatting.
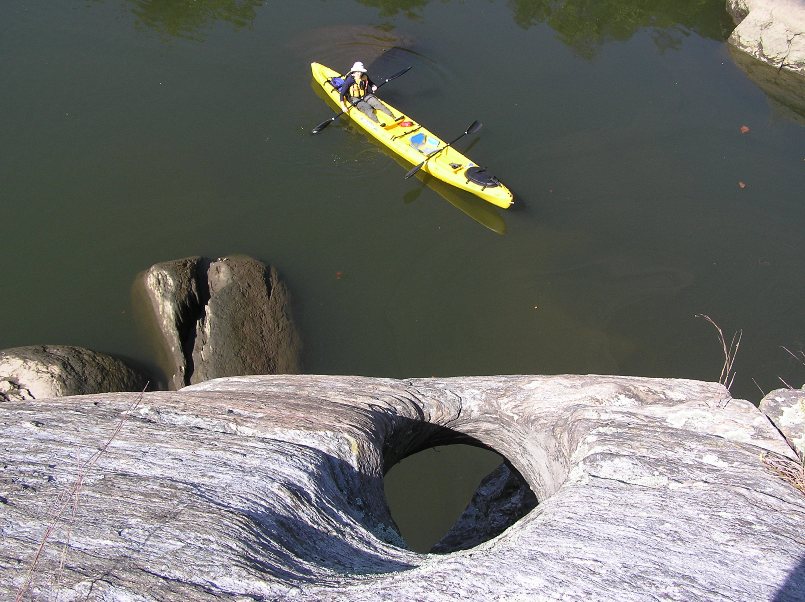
383,65,412,84
466,120,483,135
311,118,333,134
404,161,425,179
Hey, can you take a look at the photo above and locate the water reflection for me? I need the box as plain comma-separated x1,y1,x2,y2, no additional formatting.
343,0,734,57
118,0,734,57
510,0,736,57
124,0,265,40
354,0,430,19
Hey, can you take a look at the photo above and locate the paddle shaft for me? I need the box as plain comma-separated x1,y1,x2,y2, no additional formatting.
311,66,412,134
404,120,482,179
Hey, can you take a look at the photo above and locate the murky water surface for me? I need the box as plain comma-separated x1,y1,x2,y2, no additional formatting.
2,0,804,547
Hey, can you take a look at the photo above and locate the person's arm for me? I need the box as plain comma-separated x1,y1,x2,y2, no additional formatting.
339,75,354,104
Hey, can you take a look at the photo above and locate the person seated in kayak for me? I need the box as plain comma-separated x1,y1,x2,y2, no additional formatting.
339,61,396,126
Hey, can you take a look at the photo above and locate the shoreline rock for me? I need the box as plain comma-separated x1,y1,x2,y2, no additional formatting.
0,345,148,401
761,387,805,458
2,374,803,600
727,0,805,76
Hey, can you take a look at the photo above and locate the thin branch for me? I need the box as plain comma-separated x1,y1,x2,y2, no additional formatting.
695,314,742,390
15,386,147,602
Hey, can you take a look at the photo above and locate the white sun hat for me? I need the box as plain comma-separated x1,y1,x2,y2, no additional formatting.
350,61,367,73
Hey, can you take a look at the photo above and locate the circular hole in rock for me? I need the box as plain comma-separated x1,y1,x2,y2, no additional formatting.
383,444,537,554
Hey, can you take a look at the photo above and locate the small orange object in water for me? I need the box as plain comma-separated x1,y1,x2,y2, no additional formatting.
738,181,747,189
335,271,343,279
740,125,750,134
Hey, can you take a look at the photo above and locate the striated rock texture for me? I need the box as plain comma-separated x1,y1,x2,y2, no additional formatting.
134,255,302,389
727,0,805,75
0,345,147,401
1,374,804,601
761,387,805,458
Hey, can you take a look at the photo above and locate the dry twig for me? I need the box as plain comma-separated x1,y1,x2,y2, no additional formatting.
695,314,742,390
15,388,146,602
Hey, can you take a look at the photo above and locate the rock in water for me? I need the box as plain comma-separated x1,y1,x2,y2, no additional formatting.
1,374,803,600
135,255,302,389
0,345,147,401
727,0,805,75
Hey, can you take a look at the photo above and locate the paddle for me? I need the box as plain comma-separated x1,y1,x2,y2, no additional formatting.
404,120,482,179
311,66,413,134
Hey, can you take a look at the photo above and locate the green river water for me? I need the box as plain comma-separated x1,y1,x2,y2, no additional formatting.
2,0,804,552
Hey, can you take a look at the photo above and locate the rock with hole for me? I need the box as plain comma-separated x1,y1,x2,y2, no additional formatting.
1,374,804,600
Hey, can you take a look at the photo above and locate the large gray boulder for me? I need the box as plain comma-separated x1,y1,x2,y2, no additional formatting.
727,0,805,75
761,387,805,458
134,255,302,389
0,345,147,401
2,374,803,601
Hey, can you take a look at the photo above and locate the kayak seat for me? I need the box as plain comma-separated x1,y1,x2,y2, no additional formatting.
465,166,500,189
410,132,440,155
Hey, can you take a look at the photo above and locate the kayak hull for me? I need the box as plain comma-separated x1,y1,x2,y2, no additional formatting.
311,62,514,209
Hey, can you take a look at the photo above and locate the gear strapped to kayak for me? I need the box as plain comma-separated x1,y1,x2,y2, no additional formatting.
464,166,501,189
310,62,514,209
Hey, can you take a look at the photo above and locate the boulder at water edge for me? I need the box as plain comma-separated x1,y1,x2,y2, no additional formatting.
761,387,805,458
0,345,147,402
1,374,803,601
134,255,302,389
727,0,805,75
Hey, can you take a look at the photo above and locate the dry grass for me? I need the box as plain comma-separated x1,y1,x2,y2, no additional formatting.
761,451,805,496
15,387,146,602
695,314,742,391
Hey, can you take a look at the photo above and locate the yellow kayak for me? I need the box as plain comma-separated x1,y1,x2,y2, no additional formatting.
311,62,514,209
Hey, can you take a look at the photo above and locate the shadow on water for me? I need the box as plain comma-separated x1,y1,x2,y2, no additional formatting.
774,555,805,602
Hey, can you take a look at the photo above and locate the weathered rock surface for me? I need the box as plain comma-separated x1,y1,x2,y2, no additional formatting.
134,255,302,389
0,345,147,401
727,0,805,75
761,387,805,457
1,374,804,601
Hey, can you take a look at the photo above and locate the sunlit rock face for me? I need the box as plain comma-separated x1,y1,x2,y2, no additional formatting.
727,0,805,75
761,387,805,458
0,345,147,401
2,374,804,601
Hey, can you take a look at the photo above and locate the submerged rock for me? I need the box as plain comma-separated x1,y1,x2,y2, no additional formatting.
727,0,805,76
2,374,803,600
134,255,302,389
0,345,147,401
